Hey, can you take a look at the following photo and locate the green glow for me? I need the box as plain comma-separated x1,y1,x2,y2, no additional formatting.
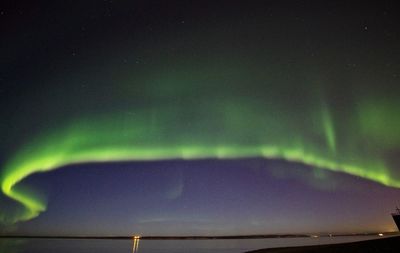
1,98,400,224
1,53,400,225
358,98,400,147
321,107,336,153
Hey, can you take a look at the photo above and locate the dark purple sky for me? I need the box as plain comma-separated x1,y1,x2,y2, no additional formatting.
14,159,400,236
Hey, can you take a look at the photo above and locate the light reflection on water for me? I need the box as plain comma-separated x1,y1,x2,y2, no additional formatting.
132,237,140,253
0,235,390,253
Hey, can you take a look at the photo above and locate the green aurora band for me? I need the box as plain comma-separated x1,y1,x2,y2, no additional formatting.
1,97,400,224
1,48,400,225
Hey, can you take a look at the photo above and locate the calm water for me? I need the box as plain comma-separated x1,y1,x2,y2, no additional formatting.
0,235,387,253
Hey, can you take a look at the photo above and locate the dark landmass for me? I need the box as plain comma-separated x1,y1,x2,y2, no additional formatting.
246,235,400,253
0,234,311,240
0,232,398,240
142,234,311,240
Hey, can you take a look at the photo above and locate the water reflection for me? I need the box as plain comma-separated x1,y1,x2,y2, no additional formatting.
0,238,25,253
132,236,140,253
1,235,390,253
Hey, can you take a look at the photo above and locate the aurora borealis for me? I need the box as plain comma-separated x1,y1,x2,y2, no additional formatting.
1,1,400,235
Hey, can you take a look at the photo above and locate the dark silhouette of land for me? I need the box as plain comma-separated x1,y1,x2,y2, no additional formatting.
0,232,398,240
246,235,400,253
0,234,312,240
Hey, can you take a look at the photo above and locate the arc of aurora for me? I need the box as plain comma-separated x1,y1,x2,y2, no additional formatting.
1,108,399,224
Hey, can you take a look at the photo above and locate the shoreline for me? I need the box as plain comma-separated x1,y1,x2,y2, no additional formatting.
0,232,398,240
246,235,400,253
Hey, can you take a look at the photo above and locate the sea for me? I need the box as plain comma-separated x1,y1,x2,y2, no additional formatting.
0,235,389,253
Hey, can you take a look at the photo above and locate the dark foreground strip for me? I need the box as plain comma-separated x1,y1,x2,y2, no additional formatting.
246,236,400,253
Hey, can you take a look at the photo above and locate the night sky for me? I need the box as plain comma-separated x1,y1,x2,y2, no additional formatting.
1,1,400,236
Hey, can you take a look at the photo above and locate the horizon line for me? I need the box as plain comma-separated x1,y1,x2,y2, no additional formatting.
1,232,398,240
